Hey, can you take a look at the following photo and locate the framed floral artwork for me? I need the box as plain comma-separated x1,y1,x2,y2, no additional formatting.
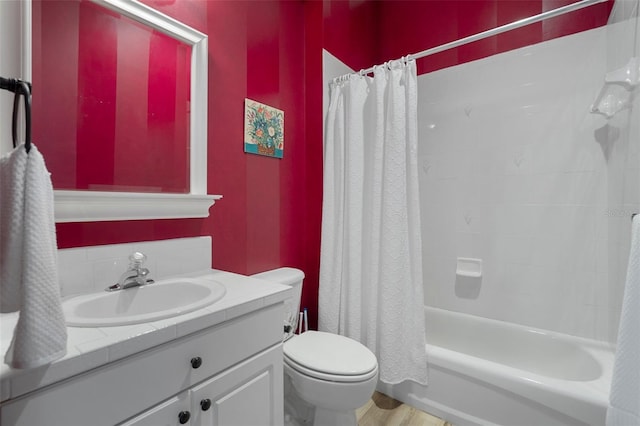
244,99,284,158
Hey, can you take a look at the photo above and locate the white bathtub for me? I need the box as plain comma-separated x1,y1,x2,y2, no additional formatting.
377,307,615,426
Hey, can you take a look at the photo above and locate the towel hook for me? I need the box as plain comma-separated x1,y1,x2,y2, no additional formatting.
1,76,32,153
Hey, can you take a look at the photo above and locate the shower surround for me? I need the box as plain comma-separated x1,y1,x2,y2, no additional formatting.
417,22,638,343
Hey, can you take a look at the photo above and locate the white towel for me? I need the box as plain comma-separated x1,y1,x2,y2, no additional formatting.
0,143,67,369
607,215,640,426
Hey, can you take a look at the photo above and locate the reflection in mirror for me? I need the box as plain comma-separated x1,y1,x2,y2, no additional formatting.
32,0,191,193
24,0,217,222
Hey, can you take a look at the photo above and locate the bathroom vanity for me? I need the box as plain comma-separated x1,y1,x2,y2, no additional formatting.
0,269,291,426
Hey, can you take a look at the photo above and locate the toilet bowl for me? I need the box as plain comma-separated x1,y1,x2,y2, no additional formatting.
252,268,378,426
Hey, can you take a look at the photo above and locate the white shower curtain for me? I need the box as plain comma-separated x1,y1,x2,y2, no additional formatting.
319,59,428,385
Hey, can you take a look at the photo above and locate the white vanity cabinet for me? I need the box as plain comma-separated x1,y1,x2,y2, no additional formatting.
0,303,284,426
123,345,282,426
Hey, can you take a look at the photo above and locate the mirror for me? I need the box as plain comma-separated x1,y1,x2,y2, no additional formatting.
25,0,220,222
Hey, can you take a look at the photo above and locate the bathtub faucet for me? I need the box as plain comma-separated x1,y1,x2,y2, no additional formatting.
105,252,154,291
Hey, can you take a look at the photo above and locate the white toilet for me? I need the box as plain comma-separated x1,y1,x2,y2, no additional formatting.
252,268,378,426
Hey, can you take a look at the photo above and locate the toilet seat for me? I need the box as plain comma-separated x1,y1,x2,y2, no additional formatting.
284,355,378,383
283,331,378,383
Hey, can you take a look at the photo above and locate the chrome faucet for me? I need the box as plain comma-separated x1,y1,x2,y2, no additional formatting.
105,252,154,291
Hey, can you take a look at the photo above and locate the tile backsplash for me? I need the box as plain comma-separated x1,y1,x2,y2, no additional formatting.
57,237,212,297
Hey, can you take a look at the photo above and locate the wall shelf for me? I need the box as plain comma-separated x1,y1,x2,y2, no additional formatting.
54,191,222,222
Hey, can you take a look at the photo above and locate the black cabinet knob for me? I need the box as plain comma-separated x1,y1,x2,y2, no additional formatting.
200,398,212,411
178,410,191,424
190,356,202,369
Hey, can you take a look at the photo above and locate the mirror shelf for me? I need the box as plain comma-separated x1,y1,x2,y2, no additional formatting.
55,191,222,222
25,0,220,223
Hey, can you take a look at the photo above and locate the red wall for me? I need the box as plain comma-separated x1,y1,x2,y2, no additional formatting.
322,0,378,72
203,0,322,328
323,0,614,75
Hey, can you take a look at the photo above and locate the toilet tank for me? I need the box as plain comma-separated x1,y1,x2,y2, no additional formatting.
251,267,305,341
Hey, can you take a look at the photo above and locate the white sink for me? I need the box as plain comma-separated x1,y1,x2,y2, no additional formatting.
63,277,226,327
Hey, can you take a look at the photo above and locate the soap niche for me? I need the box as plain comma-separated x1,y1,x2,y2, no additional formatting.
455,257,482,299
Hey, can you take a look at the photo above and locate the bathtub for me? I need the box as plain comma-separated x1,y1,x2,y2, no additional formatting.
377,307,615,426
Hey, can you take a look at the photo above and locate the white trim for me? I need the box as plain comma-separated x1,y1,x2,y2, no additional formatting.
96,0,204,45
25,0,220,222
54,191,222,223
21,0,31,82
191,36,208,195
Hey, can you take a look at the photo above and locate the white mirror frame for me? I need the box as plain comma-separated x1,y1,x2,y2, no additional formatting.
23,0,221,222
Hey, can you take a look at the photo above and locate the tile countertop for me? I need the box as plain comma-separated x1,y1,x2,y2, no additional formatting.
0,269,292,403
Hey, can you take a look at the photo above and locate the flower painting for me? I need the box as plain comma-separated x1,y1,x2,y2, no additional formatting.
244,99,284,158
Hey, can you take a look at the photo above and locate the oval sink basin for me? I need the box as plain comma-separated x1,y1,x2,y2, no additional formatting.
63,277,226,327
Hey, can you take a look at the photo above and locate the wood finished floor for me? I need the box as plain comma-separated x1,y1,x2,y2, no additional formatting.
356,392,453,426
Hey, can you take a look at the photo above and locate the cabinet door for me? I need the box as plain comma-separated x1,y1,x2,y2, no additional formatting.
119,393,192,426
190,344,283,426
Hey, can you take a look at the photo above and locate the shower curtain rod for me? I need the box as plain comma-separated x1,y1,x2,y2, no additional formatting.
354,0,607,76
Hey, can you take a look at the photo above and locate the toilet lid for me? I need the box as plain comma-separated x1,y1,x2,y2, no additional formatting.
283,331,377,377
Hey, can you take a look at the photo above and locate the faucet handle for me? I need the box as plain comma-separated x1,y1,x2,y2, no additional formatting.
129,252,147,267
